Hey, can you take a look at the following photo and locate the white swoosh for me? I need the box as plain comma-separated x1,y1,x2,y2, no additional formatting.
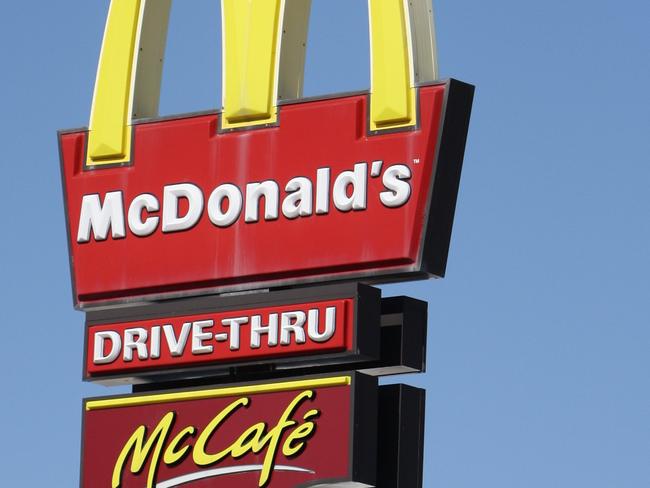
155,464,315,488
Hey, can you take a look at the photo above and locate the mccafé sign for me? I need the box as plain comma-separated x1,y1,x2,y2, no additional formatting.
59,0,473,310
81,374,377,488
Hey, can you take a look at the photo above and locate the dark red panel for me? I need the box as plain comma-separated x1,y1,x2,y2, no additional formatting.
81,374,376,488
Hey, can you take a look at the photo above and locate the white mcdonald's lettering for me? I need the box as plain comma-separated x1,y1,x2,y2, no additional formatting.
93,306,338,365
77,162,412,243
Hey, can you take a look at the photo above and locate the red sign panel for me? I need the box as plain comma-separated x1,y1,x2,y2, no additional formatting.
89,299,348,374
60,81,473,309
81,374,377,488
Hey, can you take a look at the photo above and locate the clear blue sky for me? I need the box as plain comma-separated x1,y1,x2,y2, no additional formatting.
0,0,648,486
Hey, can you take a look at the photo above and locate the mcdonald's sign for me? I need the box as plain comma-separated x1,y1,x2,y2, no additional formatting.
59,0,474,309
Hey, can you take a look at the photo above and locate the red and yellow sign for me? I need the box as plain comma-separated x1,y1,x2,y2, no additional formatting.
81,374,377,488
58,0,473,310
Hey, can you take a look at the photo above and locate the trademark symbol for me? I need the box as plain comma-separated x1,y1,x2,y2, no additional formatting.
413,158,420,165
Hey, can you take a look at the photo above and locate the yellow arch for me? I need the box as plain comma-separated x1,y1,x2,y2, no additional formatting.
87,0,142,166
220,0,284,130
86,0,438,167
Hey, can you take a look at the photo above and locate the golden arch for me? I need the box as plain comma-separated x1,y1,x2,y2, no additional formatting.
87,0,438,167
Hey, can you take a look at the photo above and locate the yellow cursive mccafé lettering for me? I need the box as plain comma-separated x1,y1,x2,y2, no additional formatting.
112,390,319,488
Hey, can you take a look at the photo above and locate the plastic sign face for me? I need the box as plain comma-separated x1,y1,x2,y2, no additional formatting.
81,374,377,488
59,1,473,309
84,284,380,385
